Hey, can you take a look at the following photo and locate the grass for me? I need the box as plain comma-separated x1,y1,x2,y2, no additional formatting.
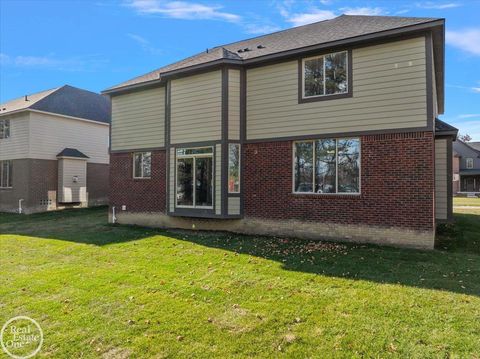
453,196,480,207
1,207,479,358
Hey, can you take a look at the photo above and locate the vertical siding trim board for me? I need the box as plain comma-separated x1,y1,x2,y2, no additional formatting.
240,68,246,216
297,49,353,104
215,143,222,215
221,67,229,216
166,81,171,213
425,32,434,131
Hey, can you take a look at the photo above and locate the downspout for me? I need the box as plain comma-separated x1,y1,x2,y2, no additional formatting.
112,206,117,224
18,199,24,214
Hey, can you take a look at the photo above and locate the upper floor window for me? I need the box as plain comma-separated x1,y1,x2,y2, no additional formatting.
302,51,348,99
294,138,360,194
466,158,474,169
133,152,151,178
0,119,10,139
0,160,13,188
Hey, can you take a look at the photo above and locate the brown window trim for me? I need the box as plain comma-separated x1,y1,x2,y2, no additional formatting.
298,49,353,104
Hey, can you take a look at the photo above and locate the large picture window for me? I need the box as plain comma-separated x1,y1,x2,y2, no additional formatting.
294,138,360,194
176,147,213,208
302,51,348,99
0,119,10,139
228,144,240,193
0,160,13,188
133,152,151,178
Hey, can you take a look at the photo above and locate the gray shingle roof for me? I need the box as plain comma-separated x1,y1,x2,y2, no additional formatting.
56,148,89,159
0,85,111,124
435,118,458,137
469,142,480,151
105,14,441,92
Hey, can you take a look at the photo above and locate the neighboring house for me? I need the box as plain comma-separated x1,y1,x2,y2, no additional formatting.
103,15,456,249
0,85,110,214
453,152,460,194
453,140,480,194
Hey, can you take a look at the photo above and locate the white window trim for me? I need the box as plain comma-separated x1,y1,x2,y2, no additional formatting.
292,138,361,195
466,158,474,169
228,143,241,194
0,119,11,140
133,152,151,179
0,160,13,189
175,146,214,209
302,51,349,99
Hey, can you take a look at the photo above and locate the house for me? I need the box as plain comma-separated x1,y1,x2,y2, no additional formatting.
0,85,110,214
103,15,457,249
453,140,480,194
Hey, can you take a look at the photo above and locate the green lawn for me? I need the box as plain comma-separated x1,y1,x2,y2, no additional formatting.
453,196,480,207
1,208,479,358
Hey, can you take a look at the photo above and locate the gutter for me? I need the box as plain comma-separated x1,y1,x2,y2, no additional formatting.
102,19,445,96
0,108,110,126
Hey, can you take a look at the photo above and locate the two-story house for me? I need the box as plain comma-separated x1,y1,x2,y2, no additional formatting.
104,15,456,249
0,85,110,213
453,140,480,194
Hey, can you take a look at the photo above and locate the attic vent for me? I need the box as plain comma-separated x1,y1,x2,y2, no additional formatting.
243,48,251,52
257,45,265,49
237,49,244,53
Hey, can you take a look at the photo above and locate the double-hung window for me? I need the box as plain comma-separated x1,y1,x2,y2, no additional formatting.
0,160,13,188
133,152,151,178
294,138,360,194
466,158,474,169
302,51,349,99
176,147,213,208
0,119,10,139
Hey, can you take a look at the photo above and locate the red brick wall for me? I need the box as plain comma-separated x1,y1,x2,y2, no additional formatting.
110,150,166,212
87,163,109,206
244,132,435,231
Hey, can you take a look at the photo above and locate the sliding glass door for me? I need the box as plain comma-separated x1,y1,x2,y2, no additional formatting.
176,147,213,208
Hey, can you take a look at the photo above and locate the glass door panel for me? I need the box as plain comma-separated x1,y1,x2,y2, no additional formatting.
177,158,193,206
195,157,213,207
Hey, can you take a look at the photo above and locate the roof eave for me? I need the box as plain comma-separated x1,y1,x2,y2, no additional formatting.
103,58,243,96
0,108,29,117
102,19,445,96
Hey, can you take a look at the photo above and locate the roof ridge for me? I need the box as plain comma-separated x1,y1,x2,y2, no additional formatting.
0,86,61,106
212,16,340,50
104,15,444,93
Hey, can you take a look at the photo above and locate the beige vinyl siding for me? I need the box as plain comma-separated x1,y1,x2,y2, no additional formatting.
215,144,222,215
111,87,165,151
246,37,427,140
28,112,109,163
435,139,448,220
0,112,30,160
171,71,222,144
58,158,87,203
169,148,175,212
228,197,240,215
228,69,241,140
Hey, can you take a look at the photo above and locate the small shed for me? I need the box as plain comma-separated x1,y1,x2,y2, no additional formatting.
56,148,89,204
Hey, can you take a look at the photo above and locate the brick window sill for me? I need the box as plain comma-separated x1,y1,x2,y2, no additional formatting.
289,192,362,198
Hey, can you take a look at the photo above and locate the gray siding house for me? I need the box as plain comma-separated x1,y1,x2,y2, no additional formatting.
104,15,456,249
0,85,111,213
453,140,480,194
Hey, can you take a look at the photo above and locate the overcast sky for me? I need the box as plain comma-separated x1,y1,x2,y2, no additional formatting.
1,0,479,139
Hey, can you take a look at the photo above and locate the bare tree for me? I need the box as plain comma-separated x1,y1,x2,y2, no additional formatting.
459,133,472,142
